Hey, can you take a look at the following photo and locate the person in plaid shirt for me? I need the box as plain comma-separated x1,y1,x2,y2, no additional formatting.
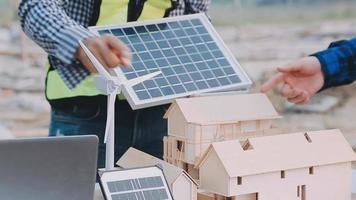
18,0,210,169
18,0,210,89
261,38,356,104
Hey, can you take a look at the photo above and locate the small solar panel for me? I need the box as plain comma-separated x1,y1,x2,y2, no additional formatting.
99,166,173,200
90,14,252,109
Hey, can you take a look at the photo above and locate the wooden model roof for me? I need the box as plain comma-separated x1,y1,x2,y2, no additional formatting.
117,147,197,186
163,93,281,125
197,129,356,177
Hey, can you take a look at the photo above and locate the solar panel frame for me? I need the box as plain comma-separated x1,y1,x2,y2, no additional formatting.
90,13,252,110
99,166,173,200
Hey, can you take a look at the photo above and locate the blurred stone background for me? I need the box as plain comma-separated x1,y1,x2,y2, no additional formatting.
0,0,355,140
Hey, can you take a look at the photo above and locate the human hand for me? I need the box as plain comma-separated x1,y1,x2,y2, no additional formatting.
261,56,324,104
75,34,132,72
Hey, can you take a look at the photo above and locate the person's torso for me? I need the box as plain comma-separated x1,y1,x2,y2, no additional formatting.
46,0,176,104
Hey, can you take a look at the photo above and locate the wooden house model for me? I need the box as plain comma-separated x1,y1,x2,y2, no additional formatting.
197,129,356,200
117,147,198,200
163,93,281,172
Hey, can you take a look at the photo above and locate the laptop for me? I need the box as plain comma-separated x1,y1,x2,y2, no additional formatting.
0,135,98,200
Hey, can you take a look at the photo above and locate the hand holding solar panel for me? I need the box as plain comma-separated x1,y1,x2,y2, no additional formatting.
90,14,252,110
79,41,161,169
76,34,132,72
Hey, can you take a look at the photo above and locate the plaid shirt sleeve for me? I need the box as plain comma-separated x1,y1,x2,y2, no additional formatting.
169,0,210,16
313,37,356,90
18,0,94,65
18,0,210,89
18,0,96,89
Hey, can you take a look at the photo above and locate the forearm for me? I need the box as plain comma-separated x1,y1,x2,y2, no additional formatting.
18,0,94,64
313,38,356,90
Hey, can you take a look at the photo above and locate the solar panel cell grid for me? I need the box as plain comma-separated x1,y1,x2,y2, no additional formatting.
91,14,251,109
107,176,169,200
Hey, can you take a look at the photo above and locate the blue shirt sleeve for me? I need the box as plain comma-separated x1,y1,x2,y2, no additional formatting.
313,38,356,90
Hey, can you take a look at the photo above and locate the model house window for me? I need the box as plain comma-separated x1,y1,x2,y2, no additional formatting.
304,133,312,143
237,177,242,185
177,140,184,152
309,167,314,175
241,140,253,151
184,163,189,172
297,185,306,200
301,185,306,200
281,170,285,179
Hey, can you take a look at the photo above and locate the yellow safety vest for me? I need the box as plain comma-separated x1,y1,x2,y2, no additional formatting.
46,0,172,100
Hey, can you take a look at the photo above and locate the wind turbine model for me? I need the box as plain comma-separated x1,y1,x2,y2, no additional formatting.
79,41,161,170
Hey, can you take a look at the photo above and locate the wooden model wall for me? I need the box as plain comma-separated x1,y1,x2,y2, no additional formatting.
161,95,356,200
163,119,275,176
198,130,356,200
163,93,281,178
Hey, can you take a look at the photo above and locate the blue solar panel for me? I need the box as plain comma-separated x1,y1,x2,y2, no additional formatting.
91,14,251,109
101,167,173,200
111,21,236,98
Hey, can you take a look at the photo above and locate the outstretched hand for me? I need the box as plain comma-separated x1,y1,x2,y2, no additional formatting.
261,57,325,104
76,34,132,72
